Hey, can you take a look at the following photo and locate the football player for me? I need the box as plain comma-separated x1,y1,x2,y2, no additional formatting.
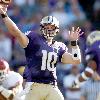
72,31,100,88
0,59,23,100
0,4,83,100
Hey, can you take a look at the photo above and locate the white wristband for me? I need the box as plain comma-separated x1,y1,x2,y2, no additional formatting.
72,48,81,60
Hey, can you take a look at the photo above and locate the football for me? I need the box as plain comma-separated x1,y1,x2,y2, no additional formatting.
0,0,11,5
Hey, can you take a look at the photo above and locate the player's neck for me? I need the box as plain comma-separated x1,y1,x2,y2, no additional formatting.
47,39,53,45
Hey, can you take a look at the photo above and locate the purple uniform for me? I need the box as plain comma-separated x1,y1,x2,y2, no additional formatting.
85,41,100,75
23,31,67,85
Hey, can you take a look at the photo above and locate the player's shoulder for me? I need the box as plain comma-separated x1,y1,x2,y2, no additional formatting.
85,42,100,61
85,50,96,64
8,71,23,81
8,71,20,76
86,41,100,53
53,41,68,51
2,71,23,89
25,31,40,39
24,31,32,36
54,41,65,46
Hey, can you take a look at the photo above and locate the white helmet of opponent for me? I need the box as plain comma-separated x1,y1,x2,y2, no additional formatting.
87,31,100,45
0,59,9,82
40,16,59,39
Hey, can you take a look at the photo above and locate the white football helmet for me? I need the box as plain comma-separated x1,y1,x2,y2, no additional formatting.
40,16,59,39
87,31,100,45
0,59,9,82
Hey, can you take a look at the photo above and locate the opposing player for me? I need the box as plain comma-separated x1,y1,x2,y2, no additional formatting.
0,59,23,100
72,31,100,88
0,4,83,100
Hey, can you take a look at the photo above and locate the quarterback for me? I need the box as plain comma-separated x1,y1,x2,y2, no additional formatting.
0,59,23,100
0,4,83,100
72,31,100,88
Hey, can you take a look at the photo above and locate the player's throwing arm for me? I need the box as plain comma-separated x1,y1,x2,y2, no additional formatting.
0,4,29,48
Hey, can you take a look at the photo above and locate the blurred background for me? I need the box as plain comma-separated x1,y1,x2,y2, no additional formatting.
0,0,100,100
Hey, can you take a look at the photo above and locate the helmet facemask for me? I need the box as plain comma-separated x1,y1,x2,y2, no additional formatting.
40,23,59,40
0,70,7,82
40,16,59,40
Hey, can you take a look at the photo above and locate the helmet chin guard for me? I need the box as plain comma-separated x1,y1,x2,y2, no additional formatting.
40,16,59,39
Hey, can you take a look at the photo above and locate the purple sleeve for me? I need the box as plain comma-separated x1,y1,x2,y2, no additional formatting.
85,44,97,63
58,44,68,62
24,31,38,49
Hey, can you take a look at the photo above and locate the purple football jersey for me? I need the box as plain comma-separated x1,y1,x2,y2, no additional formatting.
85,41,100,75
23,31,67,85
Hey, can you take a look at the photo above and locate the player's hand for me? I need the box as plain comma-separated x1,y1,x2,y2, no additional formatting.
68,27,84,41
0,4,8,14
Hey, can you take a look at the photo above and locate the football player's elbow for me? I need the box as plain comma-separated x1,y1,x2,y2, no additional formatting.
61,59,81,64
72,55,81,64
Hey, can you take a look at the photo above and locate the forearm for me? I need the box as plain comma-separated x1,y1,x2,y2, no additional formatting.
61,44,81,64
1,14,29,47
0,5,29,47
71,41,81,62
2,15,22,38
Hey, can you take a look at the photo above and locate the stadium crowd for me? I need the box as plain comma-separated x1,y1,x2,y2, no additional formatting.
0,0,100,100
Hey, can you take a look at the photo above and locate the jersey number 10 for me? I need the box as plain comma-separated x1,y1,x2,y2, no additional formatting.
41,50,57,71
